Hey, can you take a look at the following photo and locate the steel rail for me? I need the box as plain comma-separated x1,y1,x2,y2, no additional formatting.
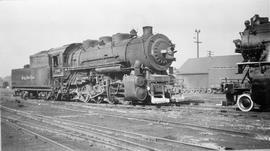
2,115,134,151
15,99,268,137
14,100,264,140
1,106,162,151
1,105,220,150
2,118,75,151
55,103,258,137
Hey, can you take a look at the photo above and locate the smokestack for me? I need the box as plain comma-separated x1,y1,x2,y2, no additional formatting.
143,26,153,36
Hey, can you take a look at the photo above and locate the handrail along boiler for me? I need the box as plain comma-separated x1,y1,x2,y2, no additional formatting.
11,26,179,104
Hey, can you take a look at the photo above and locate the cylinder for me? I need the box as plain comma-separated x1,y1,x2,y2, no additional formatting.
143,26,153,36
135,87,148,100
135,76,147,87
123,75,147,101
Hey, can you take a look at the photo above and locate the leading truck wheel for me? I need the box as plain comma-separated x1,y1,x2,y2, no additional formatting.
237,93,254,112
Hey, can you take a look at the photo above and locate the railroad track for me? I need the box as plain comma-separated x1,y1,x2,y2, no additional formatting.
2,116,152,151
10,99,270,142
1,106,162,151
2,118,75,151
78,101,270,123
1,105,221,151
12,96,267,119
53,99,266,118
54,102,268,138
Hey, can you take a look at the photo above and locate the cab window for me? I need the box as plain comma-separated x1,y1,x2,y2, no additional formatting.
53,55,59,67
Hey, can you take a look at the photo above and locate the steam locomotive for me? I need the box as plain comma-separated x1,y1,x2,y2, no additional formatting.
12,26,179,104
226,15,270,112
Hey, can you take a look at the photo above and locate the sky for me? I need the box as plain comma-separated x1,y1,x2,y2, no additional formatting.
0,0,269,77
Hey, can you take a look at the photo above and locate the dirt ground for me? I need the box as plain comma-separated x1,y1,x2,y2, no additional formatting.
1,88,270,151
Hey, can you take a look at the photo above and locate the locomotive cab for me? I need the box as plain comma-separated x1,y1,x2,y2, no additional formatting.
49,47,65,77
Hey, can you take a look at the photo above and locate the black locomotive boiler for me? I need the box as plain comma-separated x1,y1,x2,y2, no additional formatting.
12,26,179,104
226,15,270,112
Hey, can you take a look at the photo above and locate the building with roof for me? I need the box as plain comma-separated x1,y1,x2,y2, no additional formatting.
175,55,244,89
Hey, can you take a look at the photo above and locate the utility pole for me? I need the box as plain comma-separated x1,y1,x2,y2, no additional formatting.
194,29,202,58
